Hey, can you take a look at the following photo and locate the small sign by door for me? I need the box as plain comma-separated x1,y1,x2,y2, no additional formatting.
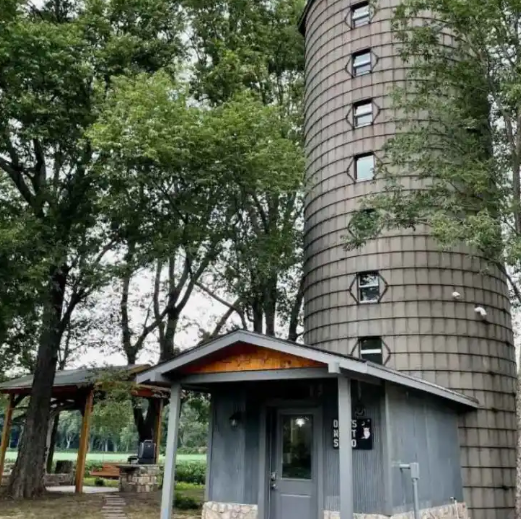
332,418,373,450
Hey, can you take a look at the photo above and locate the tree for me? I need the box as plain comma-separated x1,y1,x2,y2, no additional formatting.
343,0,521,514
186,0,307,339
90,66,306,349
1,0,185,497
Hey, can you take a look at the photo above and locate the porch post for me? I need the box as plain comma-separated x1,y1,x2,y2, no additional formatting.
161,382,182,519
338,377,353,519
0,394,15,482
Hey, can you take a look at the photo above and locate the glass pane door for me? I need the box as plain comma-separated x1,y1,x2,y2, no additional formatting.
281,415,313,480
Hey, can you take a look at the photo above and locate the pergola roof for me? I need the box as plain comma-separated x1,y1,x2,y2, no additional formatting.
136,329,479,409
0,365,169,399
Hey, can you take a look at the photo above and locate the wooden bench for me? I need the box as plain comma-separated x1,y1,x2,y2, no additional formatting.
90,463,120,479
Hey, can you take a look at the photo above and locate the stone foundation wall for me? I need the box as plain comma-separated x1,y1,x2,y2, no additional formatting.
201,502,468,519
202,502,258,519
119,464,161,493
325,503,469,519
392,503,468,519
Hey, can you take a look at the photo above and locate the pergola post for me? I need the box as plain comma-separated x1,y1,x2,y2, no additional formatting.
154,399,164,463
161,382,181,519
0,394,15,482
75,390,94,494
338,376,354,519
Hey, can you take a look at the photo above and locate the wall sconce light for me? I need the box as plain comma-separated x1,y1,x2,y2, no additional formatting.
229,411,242,429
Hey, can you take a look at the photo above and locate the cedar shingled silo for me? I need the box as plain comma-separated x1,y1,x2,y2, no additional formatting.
299,1,517,518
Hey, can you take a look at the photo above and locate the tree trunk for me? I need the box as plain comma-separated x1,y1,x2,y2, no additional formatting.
8,266,67,498
263,276,278,337
251,296,264,334
46,414,60,474
132,398,160,444
288,276,305,342
161,309,179,363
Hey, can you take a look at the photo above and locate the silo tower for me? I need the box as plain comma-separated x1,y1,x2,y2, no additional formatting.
300,1,517,518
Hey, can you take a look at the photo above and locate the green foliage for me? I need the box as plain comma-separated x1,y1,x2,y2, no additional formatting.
84,476,119,488
174,493,201,510
186,0,305,108
172,461,206,485
94,477,105,487
0,0,186,374
84,461,103,477
345,0,521,299
183,0,306,338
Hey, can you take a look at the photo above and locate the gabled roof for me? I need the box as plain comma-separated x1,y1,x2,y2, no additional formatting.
136,330,479,409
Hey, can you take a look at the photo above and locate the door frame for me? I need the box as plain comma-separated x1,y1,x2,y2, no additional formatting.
258,401,323,519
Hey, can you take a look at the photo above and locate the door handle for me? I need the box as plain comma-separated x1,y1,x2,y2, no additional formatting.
270,472,277,490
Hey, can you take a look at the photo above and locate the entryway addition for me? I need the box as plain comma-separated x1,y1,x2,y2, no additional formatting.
136,329,478,519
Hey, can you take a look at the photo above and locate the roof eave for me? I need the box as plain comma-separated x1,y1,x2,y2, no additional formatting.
136,330,479,410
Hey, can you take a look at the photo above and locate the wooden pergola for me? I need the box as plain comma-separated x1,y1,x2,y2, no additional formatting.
0,365,169,493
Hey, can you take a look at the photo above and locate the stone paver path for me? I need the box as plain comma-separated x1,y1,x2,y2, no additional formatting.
102,494,128,519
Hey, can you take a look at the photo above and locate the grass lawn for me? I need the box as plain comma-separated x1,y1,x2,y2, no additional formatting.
4,450,206,463
0,488,203,519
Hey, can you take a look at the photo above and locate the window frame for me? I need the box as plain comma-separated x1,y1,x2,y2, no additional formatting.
357,271,380,303
351,2,371,28
353,100,373,128
354,153,375,181
359,336,384,364
352,49,372,76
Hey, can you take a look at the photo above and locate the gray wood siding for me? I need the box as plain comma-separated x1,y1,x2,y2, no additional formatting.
387,385,464,513
207,389,249,504
301,1,516,518
322,382,386,514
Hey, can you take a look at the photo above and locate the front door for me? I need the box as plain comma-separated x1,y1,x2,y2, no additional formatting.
269,409,318,519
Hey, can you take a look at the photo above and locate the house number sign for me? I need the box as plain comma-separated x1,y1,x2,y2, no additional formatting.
332,418,373,450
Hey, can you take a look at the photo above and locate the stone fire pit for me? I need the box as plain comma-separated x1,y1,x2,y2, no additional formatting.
118,464,161,493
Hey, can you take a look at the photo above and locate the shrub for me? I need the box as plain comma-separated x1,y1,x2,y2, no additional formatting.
177,446,207,455
84,461,103,477
176,481,204,491
175,461,206,485
94,477,105,487
174,493,200,510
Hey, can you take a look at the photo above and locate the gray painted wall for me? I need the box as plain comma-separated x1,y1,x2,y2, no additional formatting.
207,388,255,505
207,381,465,516
300,1,516,518
387,385,463,513
322,381,386,514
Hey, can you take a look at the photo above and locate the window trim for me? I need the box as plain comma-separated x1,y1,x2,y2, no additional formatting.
352,49,372,76
354,153,375,181
351,2,371,28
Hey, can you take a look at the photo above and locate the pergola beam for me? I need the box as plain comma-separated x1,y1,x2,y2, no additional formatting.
0,394,16,482
154,399,164,463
